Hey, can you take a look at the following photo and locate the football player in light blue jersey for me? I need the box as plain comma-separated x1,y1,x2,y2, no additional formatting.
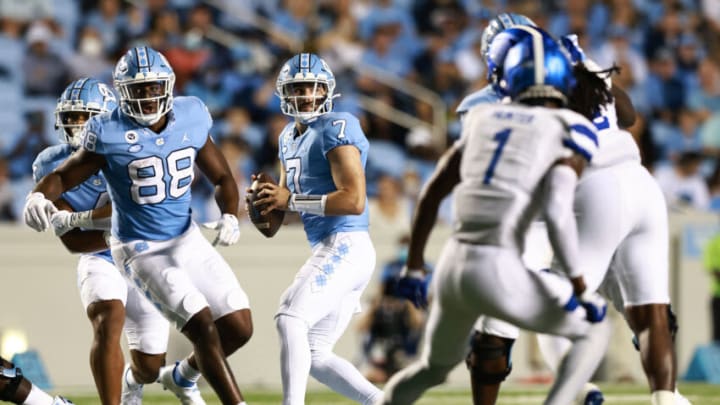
32,77,177,405
250,53,381,405
23,47,253,405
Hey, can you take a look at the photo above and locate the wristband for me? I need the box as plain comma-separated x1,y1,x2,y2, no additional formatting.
287,193,327,216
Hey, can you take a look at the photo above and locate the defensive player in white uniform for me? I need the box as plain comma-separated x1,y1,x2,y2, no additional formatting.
0,356,72,404
250,53,381,405
31,77,181,405
23,47,252,405
378,29,609,405
456,19,686,404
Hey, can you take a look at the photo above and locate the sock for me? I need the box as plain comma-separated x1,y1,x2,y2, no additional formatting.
651,390,675,405
276,315,312,405
176,359,201,383
310,352,381,405
545,319,612,405
22,384,53,405
124,364,141,388
238,402,248,405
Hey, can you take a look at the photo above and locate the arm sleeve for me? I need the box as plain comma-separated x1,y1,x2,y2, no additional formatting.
542,164,582,278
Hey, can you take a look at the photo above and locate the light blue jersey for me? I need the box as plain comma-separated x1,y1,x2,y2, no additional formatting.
456,85,502,117
278,112,369,246
32,144,113,263
82,96,211,242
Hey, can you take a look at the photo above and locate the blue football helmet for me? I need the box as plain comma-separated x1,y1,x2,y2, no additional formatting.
559,34,586,64
113,46,175,126
502,28,575,104
480,13,536,64
276,53,338,124
55,78,118,148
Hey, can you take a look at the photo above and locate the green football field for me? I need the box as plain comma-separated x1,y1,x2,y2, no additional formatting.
63,383,720,404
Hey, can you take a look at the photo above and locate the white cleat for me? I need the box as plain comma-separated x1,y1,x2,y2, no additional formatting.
51,396,74,404
675,389,693,405
158,362,206,405
121,363,143,405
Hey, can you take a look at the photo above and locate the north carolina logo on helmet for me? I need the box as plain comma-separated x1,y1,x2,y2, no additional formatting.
113,46,175,127
55,77,118,149
275,53,339,124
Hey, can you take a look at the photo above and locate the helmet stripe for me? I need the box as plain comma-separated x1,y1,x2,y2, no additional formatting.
514,26,545,86
300,53,310,73
135,47,150,73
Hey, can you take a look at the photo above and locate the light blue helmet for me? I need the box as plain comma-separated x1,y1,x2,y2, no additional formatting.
113,46,175,126
480,13,536,64
276,53,338,124
502,27,576,105
55,78,118,148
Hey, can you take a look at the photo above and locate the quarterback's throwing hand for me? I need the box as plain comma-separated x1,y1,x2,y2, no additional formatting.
23,192,58,232
203,213,240,246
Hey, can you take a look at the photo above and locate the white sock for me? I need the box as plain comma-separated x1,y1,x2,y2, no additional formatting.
276,315,311,405
237,402,248,405
177,358,201,383
545,320,612,405
310,351,381,405
22,384,53,405
651,390,675,405
124,364,141,388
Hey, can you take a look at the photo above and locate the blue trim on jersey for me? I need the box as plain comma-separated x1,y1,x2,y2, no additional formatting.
563,139,592,161
569,124,599,146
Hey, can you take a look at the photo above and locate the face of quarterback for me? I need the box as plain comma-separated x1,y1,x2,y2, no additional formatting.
287,82,327,113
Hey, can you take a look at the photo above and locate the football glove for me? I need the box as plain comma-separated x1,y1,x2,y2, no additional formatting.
578,291,607,323
203,213,240,246
23,192,58,232
50,210,93,237
394,268,431,309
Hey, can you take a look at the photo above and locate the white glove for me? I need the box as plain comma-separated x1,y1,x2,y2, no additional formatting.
23,192,58,232
202,213,240,246
50,210,93,237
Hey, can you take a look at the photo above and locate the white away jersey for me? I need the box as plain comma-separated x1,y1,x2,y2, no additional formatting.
452,103,598,251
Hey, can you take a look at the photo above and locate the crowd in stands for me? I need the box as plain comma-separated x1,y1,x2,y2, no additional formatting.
1,0,720,225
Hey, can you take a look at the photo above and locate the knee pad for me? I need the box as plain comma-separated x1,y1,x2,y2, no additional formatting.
0,362,23,402
465,331,515,385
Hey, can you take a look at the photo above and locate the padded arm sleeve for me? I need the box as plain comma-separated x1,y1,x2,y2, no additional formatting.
542,164,582,278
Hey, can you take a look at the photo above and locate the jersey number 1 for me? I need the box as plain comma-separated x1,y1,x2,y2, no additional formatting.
483,128,512,184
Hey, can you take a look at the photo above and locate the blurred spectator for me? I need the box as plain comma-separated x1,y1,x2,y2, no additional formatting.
216,107,265,151
357,235,425,383
687,59,720,122
654,151,710,210
272,0,315,42
660,109,702,162
591,24,648,84
368,173,411,241
83,0,123,55
66,25,113,82
645,47,686,121
22,21,69,96
0,158,14,221
254,113,289,180
702,234,720,342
